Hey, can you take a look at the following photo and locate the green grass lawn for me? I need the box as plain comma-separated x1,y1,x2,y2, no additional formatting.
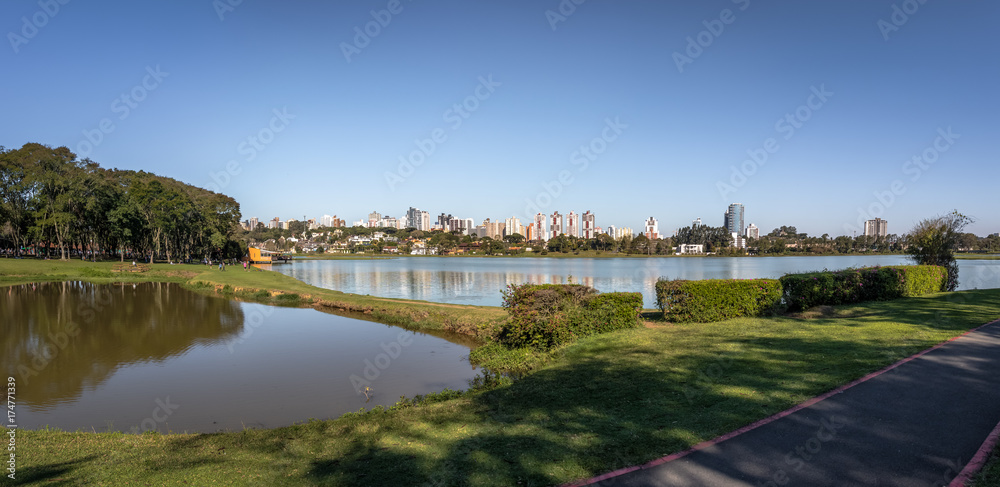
976,446,1000,486
12,273,1000,486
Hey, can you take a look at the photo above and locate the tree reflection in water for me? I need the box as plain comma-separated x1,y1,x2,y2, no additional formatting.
1,281,243,408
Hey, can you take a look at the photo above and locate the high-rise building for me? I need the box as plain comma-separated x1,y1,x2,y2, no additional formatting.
644,217,659,240
269,217,281,229
419,211,430,231
550,211,564,237
405,207,422,230
445,217,475,235
368,211,382,228
482,219,504,239
582,211,596,239
437,213,453,229
533,213,547,241
864,218,888,237
504,216,523,237
321,215,334,227
249,216,259,230
566,211,580,238
692,217,702,228
605,225,617,237
746,223,759,240
724,203,745,236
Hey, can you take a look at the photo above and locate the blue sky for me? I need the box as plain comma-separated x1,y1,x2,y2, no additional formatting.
2,0,997,236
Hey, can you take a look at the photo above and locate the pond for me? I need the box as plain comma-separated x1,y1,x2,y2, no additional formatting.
276,255,1000,308
3,281,480,433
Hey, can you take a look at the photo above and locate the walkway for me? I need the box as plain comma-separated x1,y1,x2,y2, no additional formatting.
573,319,1000,487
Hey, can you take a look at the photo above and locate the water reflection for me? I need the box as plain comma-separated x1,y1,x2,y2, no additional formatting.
5,282,479,433
279,256,1000,308
1,281,244,408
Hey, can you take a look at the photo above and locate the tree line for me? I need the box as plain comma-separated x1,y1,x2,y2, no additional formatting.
0,143,242,262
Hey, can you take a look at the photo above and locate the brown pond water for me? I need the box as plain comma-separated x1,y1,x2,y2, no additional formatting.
2,281,480,433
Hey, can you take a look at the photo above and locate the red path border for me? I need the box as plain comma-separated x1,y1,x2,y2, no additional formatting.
563,318,1000,487
950,418,1000,487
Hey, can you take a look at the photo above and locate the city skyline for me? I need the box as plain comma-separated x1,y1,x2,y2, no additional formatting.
247,203,899,241
2,1,996,237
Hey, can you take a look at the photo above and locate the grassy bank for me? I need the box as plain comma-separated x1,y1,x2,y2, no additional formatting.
0,258,505,337
956,253,1000,260
15,279,1000,485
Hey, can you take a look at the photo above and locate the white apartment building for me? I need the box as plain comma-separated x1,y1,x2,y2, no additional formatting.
644,217,659,240
566,211,580,238
582,211,596,239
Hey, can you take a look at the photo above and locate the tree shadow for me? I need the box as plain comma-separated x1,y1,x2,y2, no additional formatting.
15,454,98,485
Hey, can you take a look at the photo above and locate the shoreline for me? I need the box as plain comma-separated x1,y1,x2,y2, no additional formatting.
0,258,506,339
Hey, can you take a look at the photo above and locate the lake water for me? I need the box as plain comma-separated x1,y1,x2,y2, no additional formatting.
4,281,479,433
277,256,1000,308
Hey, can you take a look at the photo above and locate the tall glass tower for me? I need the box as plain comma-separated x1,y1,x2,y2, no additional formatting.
724,203,745,235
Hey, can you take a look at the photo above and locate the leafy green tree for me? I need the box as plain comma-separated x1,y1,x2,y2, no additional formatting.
504,233,525,244
907,211,972,291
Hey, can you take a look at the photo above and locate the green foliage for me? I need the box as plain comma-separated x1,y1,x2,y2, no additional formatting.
0,143,242,261
779,265,947,312
585,292,646,333
907,211,972,291
274,293,302,305
655,278,784,323
674,224,734,251
469,343,548,376
495,283,642,350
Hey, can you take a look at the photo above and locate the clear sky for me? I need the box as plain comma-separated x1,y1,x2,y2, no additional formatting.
2,0,997,237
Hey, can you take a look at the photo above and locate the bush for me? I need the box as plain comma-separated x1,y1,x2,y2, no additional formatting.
495,284,642,349
655,278,783,323
779,265,946,312
585,292,645,334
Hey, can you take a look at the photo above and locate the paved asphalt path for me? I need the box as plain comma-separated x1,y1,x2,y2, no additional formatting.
575,319,1000,487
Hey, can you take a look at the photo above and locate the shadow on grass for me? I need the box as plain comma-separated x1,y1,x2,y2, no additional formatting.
15,454,98,485
325,291,999,485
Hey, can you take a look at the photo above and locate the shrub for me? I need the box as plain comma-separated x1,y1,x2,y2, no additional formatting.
655,278,784,323
585,292,645,334
495,284,641,349
779,265,946,312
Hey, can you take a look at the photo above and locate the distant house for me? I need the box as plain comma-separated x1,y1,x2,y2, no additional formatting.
409,241,437,255
678,244,704,254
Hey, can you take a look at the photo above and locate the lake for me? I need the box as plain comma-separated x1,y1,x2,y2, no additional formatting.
276,255,1000,308
4,281,480,433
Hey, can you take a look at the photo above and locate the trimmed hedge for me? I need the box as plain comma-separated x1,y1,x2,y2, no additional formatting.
655,278,784,323
495,283,642,349
779,265,947,312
